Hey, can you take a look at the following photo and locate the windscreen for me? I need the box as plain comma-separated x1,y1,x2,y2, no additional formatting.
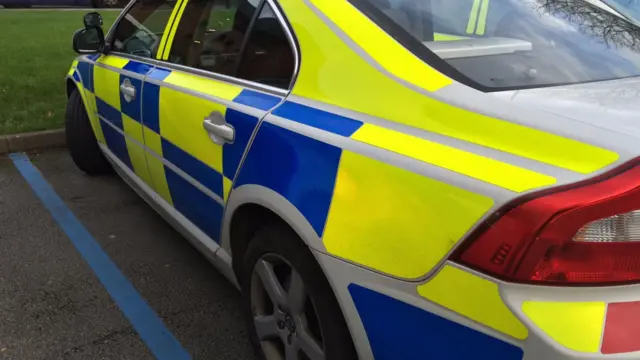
604,0,640,22
354,0,640,91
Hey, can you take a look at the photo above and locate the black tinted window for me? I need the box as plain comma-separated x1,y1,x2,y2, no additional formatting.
111,0,178,58
236,2,295,89
166,0,260,76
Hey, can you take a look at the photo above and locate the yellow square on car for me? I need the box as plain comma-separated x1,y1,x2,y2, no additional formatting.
63,0,640,358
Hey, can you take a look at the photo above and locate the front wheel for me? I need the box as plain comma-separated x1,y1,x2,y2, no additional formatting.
241,224,358,360
65,89,112,175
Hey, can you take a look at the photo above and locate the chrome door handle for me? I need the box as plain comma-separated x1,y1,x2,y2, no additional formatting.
119,78,136,102
203,111,235,145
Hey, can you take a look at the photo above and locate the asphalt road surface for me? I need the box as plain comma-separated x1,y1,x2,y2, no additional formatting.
0,149,257,360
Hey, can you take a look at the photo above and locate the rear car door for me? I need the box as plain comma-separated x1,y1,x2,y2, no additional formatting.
139,0,296,245
93,0,179,188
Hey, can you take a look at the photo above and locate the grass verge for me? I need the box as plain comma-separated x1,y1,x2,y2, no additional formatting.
0,10,118,135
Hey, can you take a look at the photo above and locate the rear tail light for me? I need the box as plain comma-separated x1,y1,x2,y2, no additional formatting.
452,161,640,286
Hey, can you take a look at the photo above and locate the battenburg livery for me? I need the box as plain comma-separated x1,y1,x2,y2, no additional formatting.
66,0,640,359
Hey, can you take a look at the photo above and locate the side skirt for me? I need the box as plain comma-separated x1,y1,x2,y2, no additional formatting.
99,143,240,288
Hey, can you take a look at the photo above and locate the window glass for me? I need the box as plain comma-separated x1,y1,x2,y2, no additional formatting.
430,0,476,36
603,0,640,22
166,0,260,76
351,0,640,91
111,0,178,58
236,2,295,89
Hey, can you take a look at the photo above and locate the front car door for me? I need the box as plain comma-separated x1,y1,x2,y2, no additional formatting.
138,0,296,246
92,0,179,189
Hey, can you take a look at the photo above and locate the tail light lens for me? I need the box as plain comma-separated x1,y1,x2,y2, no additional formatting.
574,211,640,242
452,162,640,286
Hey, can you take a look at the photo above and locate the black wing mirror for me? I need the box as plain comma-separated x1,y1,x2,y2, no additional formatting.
72,12,105,54
84,12,103,28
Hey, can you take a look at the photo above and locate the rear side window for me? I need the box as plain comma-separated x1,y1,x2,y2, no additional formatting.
111,0,178,58
166,0,260,76
236,2,295,89
166,0,295,89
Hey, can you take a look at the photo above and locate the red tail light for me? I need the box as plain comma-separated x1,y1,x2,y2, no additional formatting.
452,160,640,286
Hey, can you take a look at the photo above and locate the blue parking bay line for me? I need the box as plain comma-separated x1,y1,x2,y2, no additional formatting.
10,152,191,360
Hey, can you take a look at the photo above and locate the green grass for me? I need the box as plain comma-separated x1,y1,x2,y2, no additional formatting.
0,11,119,135
0,7,238,135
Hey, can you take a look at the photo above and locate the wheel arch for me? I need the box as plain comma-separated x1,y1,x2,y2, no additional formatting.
221,184,326,280
65,76,93,119
66,76,78,98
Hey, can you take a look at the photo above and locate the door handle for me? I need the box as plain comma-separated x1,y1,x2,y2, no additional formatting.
203,111,235,145
119,78,136,102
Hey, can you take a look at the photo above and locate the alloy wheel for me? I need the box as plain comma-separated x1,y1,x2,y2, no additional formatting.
250,254,325,360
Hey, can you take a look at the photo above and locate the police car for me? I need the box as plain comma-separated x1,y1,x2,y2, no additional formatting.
65,0,640,359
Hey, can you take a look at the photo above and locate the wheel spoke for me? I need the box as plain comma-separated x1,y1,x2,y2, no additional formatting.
285,342,300,360
297,331,324,360
254,315,280,340
287,270,306,314
255,260,287,306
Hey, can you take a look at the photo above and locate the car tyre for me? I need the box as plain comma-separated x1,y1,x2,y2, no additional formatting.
241,224,358,360
65,89,112,176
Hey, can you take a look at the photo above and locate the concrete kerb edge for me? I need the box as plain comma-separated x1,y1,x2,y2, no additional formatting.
0,129,66,155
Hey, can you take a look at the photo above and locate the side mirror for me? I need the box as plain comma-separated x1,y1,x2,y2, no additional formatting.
73,12,105,54
83,12,103,28
72,27,105,54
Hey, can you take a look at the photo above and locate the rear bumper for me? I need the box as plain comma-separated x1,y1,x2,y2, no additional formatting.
503,282,640,359
313,250,640,360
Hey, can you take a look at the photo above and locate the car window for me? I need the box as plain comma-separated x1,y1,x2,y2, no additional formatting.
352,0,640,91
375,0,476,39
166,0,261,76
430,0,476,36
603,0,640,22
111,0,179,58
236,2,295,89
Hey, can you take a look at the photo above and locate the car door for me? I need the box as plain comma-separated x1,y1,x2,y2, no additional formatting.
139,0,296,245
92,0,180,189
